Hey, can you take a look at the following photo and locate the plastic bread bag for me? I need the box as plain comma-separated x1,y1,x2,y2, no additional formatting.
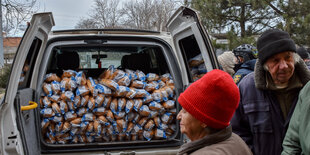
169,108,177,115
189,54,204,67
64,111,77,121
132,112,141,124
125,99,134,113
126,121,134,135
73,96,81,108
41,118,50,130
55,121,64,133
146,73,160,82
42,83,53,97
125,88,136,99
117,98,126,112
94,84,112,96
144,81,159,92
154,128,167,139
135,70,146,81
67,101,75,111
160,73,172,82
48,122,56,134
87,96,96,111
160,89,169,102
144,119,155,131
105,110,115,122
132,124,143,134
114,111,126,120
80,95,90,107
143,130,154,141
95,94,104,107
138,117,148,127
149,101,164,111
51,102,61,116
69,127,80,137
80,121,89,133
157,80,166,89
59,100,68,115
70,117,82,128
162,100,175,109
67,76,78,91
105,124,114,136
51,81,61,95
110,98,118,114
114,86,130,97
41,96,51,108
82,113,95,122
49,94,61,103
142,94,153,104
77,107,87,117
103,96,112,108
76,85,90,96
93,107,106,116
134,89,149,98
46,132,56,144
148,110,159,119
133,99,143,112
78,134,87,143
40,108,55,118
93,120,102,136
112,121,120,134
75,71,87,85
62,70,77,79
125,69,138,81
99,65,115,80
60,78,69,93
111,69,126,82
99,79,120,91
117,74,132,86
116,119,127,133
166,79,174,86
86,122,94,136
60,91,75,102
151,89,163,102
86,77,97,94
163,86,174,98
45,73,61,83
198,63,207,74
161,112,173,124
130,80,146,89
61,121,71,134
97,115,110,126
49,115,64,123
153,117,162,128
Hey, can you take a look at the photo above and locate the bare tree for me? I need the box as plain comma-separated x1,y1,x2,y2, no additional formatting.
90,0,122,28
75,18,99,29
2,0,37,35
153,0,177,31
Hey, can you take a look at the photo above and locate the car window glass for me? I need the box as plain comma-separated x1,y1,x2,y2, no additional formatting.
178,35,207,82
18,37,42,89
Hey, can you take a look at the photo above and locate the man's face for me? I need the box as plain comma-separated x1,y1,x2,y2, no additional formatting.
177,108,205,141
265,51,295,85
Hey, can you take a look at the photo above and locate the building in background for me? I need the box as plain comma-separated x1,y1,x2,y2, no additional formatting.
3,36,21,64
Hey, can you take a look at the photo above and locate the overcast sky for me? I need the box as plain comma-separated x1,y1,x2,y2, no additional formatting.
35,0,95,30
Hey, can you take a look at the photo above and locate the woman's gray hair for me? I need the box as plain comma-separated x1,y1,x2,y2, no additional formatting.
263,52,299,71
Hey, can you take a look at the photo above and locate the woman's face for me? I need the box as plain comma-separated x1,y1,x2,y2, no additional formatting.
177,108,206,141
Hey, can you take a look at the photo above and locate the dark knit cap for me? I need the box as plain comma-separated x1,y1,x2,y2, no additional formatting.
297,47,309,59
257,29,296,64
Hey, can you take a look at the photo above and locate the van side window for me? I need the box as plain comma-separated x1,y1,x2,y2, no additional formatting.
178,35,207,82
18,37,42,89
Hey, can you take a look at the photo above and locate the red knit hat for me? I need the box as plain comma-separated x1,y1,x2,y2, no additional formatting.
178,69,240,129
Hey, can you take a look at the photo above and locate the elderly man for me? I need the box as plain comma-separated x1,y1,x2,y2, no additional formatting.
177,69,252,155
231,29,310,155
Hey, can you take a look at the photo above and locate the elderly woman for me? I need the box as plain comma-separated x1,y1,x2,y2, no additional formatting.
177,69,252,155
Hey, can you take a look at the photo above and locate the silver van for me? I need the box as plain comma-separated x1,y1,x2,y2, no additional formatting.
0,6,219,155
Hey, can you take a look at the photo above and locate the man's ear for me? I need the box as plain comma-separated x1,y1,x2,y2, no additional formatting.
200,122,207,128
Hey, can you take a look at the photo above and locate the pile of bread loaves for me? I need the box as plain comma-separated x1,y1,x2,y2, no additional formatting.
188,54,207,81
40,65,177,144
